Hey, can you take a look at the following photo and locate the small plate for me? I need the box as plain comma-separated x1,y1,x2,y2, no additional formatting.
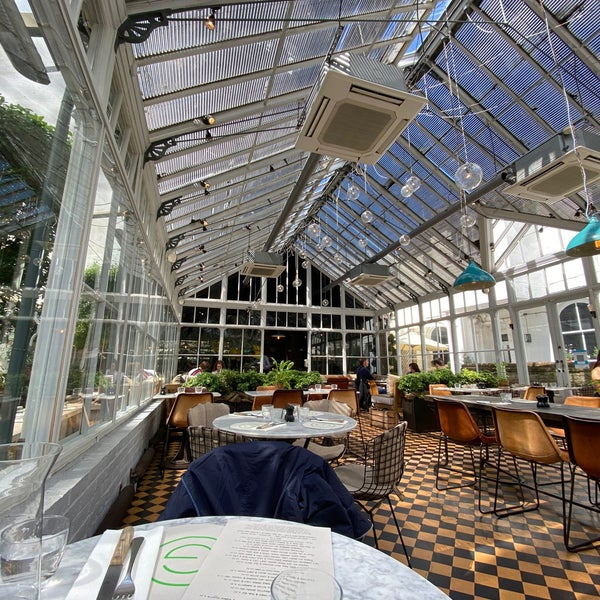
304,420,344,430
228,422,263,430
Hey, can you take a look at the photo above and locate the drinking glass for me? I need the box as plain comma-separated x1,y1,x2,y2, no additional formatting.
1,515,69,582
261,404,273,419
0,443,62,599
271,569,343,600
298,407,310,422
315,384,322,392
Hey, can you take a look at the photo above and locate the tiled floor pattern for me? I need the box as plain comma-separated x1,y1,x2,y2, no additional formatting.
123,416,600,599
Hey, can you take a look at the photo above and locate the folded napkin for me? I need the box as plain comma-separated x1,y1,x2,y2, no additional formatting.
66,526,163,600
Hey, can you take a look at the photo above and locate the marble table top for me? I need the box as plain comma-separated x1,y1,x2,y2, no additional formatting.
212,410,356,440
43,516,450,600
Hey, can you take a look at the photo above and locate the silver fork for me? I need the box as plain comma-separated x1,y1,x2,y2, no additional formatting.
112,536,144,599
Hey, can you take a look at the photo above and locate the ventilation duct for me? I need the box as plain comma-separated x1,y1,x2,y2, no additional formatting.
240,251,286,278
296,53,426,164
347,264,392,286
503,129,600,202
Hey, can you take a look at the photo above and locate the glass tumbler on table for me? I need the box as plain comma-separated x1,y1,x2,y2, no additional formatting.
271,568,343,600
0,442,62,600
1,515,69,582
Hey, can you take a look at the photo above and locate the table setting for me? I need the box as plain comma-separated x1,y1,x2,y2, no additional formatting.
43,516,450,599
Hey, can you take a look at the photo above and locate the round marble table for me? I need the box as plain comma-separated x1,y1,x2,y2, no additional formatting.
43,516,450,600
212,410,357,441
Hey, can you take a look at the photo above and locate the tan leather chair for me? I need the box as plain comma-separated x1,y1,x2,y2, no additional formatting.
563,416,600,551
491,406,569,517
522,385,545,400
433,398,497,513
328,389,359,416
429,384,452,396
548,396,600,439
160,392,213,476
271,388,303,408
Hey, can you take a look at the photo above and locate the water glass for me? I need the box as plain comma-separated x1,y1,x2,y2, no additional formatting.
271,569,343,600
261,404,273,419
499,392,512,402
177,386,185,393
298,406,310,422
1,515,69,583
315,384,322,391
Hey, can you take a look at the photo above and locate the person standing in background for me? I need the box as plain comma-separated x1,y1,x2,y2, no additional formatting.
356,357,375,411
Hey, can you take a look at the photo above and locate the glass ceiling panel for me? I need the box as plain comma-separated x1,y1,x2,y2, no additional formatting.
112,0,599,309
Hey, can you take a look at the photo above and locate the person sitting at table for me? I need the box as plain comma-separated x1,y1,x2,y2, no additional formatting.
188,360,209,379
591,351,600,396
431,358,445,370
408,362,421,373
212,359,225,374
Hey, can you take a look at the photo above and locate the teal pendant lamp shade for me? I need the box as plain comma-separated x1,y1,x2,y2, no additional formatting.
565,214,600,257
453,260,496,291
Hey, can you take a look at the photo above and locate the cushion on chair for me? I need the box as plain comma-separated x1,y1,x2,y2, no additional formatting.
158,441,371,539
187,402,229,427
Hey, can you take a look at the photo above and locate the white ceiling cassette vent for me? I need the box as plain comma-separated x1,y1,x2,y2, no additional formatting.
347,263,392,286
296,53,426,164
504,128,600,202
240,251,286,278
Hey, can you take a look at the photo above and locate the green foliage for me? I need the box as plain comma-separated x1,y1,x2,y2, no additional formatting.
186,372,218,390
397,367,498,398
265,359,296,389
235,370,266,392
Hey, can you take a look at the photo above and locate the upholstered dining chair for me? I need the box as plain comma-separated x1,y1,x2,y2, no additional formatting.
328,388,365,452
334,422,411,567
297,399,352,463
433,397,497,513
491,406,569,517
160,392,213,477
187,402,238,461
562,416,600,552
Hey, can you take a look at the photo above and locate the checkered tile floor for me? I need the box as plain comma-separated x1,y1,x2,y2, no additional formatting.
123,416,600,599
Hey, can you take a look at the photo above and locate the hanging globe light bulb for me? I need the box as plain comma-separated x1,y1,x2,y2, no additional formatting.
316,243,325,252
321,235,332,247
360,210,374,224
308,222,321,238
276,283,284,293
347,183,359,200
358,238,367,248
400,185,412,198
301,260,308,269
334,252,343,263
406,175,421,193
299,249,307,259
399,234,410,247
455,162,483,192
460,213,476,228
292,277,302,288
322,299,329,307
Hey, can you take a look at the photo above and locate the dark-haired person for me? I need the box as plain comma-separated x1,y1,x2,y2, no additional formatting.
408,362,421,373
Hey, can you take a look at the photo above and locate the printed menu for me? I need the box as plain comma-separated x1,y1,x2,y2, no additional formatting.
180,519,334,600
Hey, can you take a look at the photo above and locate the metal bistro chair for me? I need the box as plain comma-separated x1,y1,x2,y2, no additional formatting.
433,398,497,513
334,422,411,567
563,416,600,552
160,392,213,477
491,406,569,518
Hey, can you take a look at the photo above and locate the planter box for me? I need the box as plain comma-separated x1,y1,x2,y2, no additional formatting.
369,408,398,429
401,394,439,433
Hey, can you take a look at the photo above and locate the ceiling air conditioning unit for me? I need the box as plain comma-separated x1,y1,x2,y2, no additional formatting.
240,251,286,278
347,264,392,286
504,128,600,202
295,53,426,164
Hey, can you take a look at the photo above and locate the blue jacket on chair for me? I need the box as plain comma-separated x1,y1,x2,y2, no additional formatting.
159,441,371,540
